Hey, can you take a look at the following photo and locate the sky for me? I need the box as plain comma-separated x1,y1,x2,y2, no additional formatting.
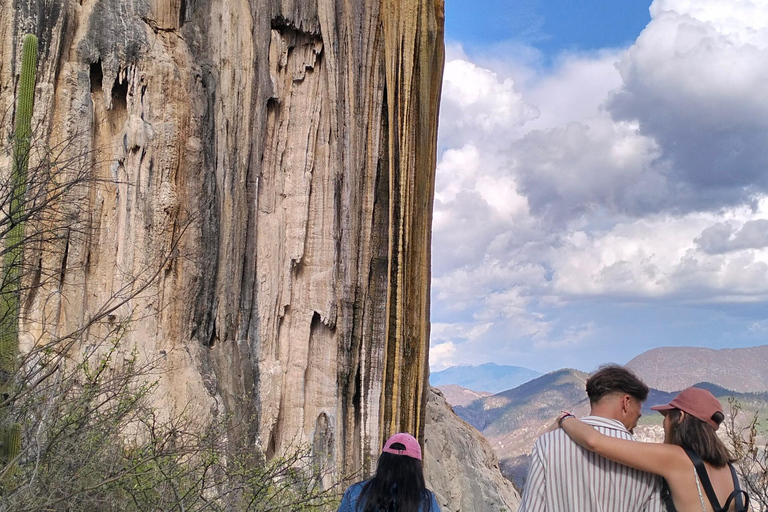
429,0,768,374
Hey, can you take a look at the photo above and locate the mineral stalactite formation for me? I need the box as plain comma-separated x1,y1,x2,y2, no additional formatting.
0,0,444,481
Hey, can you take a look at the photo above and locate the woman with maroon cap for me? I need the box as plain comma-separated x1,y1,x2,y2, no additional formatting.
557,387,748,512
337,432,441,512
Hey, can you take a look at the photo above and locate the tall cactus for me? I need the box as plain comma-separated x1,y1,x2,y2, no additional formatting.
0,33,38,478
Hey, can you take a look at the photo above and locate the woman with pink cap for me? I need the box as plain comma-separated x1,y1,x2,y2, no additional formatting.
337,432,441,512
557,387,748,512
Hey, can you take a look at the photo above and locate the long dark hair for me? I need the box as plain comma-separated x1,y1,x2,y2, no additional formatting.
667,409,736,467
356,446,432,512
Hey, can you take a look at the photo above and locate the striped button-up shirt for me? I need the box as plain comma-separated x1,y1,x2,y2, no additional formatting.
519,416,664,512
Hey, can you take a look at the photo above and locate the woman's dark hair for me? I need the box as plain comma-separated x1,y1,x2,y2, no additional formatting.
667,409,735,467
356,444,432,512
586,364,649,404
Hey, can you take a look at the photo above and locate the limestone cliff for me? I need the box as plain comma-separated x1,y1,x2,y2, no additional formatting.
1,0,443,481
424,388,521,512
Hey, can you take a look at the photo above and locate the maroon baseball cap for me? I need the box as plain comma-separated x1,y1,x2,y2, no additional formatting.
382,432,422,460
650,387,724,430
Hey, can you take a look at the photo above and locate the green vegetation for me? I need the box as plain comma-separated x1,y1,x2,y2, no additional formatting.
0,33,38,477
2,332,339,511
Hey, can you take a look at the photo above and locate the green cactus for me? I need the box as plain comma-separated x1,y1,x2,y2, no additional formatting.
0,33,38,478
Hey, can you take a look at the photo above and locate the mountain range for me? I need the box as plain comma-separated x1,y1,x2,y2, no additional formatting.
626,345,768,392
436,384,492,407
430,363,541,393
434,345,768,487
450,364,768,487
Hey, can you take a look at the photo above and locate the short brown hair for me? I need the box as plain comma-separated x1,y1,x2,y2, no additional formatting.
667,409,734,467
586,364,649,404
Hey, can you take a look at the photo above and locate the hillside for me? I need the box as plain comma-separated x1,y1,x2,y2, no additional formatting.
456,369,589,434
436,385,492,407
454,368,768,487
430,363,542,393
454,369,590,485
628,345,768,392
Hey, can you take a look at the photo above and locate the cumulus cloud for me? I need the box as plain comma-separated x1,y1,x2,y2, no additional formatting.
512,118,663,221
608,0,768,209
431,1,768,371
521,50,625,132
549,211,768,300
439,58,539,150
696,219,768,254
428,341,458,371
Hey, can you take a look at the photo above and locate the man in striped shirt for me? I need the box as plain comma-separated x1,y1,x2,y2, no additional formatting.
519,365,664,512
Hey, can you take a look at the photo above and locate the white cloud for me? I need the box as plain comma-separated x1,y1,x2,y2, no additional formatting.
549,210,768,300
609,0,768,205
429,323,498,370
428,341,457,371
650,0,768,40
439,58,539,149
431,2,768,371
521,50,624,132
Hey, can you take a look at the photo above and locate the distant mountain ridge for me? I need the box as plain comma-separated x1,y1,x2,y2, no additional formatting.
451,367,768,487
627,344,768,393
430,363,541,393
436,385,492,407
434,345,768,487
455,368,590,439
454,368,591,486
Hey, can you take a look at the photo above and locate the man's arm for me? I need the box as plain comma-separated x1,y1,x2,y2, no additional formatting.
518,439,547,512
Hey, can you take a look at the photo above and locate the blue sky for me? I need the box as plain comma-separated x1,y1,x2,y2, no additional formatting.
430,0,768,373
445,0,651,60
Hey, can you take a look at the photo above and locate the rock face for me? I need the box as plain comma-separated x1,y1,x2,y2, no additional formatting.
424,387,521,512
1,0,443,482
455,369,591,488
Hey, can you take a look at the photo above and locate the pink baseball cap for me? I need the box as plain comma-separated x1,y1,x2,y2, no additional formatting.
382,432,422,460
650,387,724,430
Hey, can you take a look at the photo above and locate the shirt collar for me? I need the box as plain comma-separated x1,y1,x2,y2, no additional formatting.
581,415,631,433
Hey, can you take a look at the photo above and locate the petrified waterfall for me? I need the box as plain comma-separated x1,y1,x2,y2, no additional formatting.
1,0,442,482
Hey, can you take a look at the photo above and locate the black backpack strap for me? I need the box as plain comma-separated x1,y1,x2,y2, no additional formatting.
660,478,677,512
720,464,749,512
683,447,723,510
683,448,750,512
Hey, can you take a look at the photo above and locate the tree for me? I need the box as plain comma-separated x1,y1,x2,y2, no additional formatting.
725,398,768,511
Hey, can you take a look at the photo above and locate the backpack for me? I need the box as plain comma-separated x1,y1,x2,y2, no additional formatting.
661,447,749,512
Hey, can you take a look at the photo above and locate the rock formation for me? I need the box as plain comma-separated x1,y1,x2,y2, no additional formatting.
1,0,443,482
424,388,521,512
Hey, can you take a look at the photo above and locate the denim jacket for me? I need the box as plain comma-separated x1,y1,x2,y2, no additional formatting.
337,481,441,512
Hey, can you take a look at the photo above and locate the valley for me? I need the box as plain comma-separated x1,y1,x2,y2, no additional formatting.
434,344,768,488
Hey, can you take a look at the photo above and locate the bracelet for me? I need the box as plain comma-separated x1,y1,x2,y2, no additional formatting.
558,413,575,427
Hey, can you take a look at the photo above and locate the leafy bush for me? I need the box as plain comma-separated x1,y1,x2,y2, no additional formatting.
0,33,340,512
